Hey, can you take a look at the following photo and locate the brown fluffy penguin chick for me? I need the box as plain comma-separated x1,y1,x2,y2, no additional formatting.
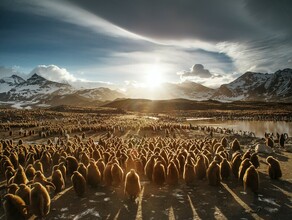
103,162,113,187
25,164,36,180
7,183,19,194
13,165,28,185
166,161,179,186
66,156,79,176
195,155,206,180
238,159,252,183
250,153,260,168
58,162,67,184
152,161,166,186
51,169,65,193
30,182,51,218
183,163,196,186
86,161,101,187
111,163,124,187
3,194,28,220
220,158,231,180
144,156,155,181
77,163,87,180
231,139,241,152
33,160,44,173
40,152,52,172
231,154,242,178
207,161,221,186
221,137,228,148
15,184,31,206
124,169,141,200
266,156,282,179
33,171,56,190
243,165,259,194
71,171,86,197
96,159,105,181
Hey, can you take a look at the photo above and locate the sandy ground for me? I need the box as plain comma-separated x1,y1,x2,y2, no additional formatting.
0,116,291,220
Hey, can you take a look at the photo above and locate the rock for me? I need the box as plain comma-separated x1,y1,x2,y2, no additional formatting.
255,144,273,154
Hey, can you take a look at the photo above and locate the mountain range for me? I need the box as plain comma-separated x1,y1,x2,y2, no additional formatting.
0,68,291,108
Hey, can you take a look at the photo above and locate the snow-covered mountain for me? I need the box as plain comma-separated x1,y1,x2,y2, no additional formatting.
0,73,125,108
212,68,292,102
0,75,25,93
0,68,291,109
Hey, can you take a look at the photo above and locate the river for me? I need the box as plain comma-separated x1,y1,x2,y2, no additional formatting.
187,118,292,138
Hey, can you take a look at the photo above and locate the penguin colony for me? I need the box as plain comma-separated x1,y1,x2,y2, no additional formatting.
0,113,286,219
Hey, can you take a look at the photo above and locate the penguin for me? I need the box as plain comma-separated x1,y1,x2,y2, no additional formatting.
32,171,56,190
77,163,87,180
25,164,36,180
66,156,78,176
71,171,86,197
33,160,44,174
238,158,252,183
207,161,221,186
183,163,196,186
279,134,285,148
7,183,19,195
166,161,179,186
30,182,51,218
51,169,65,193
86,161,101,187
58,162,67,185
3,194,28,220
221,137,228,148
144,156,155,181
111,162,124,187
124,169,141,200
231,139,241,152
243,165,259,194
13,165,28,185
220,158,231,180
195,154,206,180
15,184,31,206
266,156,282,179
231,154,242,179
103,162,113,187
152,160,166,186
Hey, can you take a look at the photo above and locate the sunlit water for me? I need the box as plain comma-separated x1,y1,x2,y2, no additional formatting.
187,119,292,138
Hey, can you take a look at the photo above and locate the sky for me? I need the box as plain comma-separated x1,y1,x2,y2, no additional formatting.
0,0,292,89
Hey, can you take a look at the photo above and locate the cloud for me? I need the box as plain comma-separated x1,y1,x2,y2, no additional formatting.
29,65,77,82
1,0,150,42
29,65,119,89
64,0,261,43
1,0,291,82
178,64,212,78
177,64,241,88
0,66,26,79
217,37,292,73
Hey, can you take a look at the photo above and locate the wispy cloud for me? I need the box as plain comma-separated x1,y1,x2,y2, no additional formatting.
1,0,151,42
217,37,292,73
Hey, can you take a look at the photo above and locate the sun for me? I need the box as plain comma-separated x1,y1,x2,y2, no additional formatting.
144,64,164,88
